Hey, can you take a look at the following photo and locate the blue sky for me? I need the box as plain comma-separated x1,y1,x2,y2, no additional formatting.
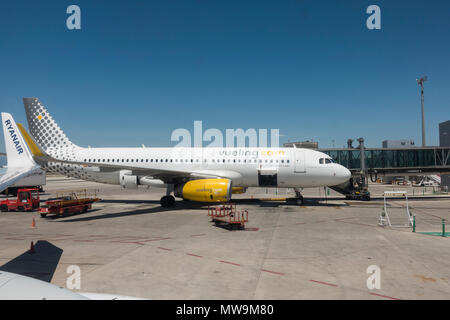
0,0,449,150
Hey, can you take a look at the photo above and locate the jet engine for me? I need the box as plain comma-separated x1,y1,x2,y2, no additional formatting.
174,179,232,202
119,170,138,189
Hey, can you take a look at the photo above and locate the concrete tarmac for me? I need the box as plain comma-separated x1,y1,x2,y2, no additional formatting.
1,176,450,299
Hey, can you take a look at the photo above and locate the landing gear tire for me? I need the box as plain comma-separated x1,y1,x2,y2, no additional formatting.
160,195,175,207
296,196,304,206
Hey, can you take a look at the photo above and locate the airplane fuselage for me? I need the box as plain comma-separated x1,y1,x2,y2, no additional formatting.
40,147,351,188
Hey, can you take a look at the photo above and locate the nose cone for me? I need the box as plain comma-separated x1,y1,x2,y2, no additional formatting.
337,165,351,182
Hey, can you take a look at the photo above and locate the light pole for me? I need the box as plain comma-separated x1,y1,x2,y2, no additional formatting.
416,76,428,146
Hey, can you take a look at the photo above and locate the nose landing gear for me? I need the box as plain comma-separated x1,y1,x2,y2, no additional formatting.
294,188,304,206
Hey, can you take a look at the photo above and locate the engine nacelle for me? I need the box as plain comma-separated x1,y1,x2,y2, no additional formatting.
232,187,247,194
175,179,232,202
138,177,166,188
119,170,138,189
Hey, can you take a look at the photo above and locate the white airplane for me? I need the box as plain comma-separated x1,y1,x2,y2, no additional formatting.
0,112,42,193
19,98,351,207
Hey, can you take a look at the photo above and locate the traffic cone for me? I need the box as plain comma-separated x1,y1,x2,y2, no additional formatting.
28,241,35,254
31,217,36,229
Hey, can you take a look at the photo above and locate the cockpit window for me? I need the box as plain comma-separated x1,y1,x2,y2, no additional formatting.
320,158,335,164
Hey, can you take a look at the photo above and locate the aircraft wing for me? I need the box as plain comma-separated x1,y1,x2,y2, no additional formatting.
16,121,243,184
0,165,42,193
37,156,241,184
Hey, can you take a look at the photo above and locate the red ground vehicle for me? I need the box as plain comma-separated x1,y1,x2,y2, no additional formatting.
38,189,100,218
0,188,40,212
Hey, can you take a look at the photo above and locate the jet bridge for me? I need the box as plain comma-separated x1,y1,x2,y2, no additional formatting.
320,140,450,200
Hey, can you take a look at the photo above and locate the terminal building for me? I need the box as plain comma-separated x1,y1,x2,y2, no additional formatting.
440,120,450,190
382,140,416,148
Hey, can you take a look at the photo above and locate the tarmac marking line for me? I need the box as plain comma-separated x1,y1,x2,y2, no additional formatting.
309,279,338,287
110,241,145,245
186,253,203,258
369,292,400,300
157,247,172,251
261,269,285,276
141,237,174,242
189,234,206,237
219,260,241,267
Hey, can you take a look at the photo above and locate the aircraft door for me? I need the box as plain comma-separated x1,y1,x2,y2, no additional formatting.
294,150,306,173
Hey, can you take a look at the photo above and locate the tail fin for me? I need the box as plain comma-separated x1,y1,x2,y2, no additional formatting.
1,113,36,168
17,123,46,157
23,98,77,150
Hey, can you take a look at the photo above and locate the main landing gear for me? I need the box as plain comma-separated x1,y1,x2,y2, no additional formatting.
160,184,175,208
160,195,175,207
294,188,304,206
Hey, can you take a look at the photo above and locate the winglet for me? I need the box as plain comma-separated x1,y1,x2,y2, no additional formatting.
1,113,36,168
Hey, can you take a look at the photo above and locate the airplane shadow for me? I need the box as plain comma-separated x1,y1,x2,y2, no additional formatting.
0,240,62,282
44,209,102,220
57,201,208,223
99,199,160,205
54,197,348,223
